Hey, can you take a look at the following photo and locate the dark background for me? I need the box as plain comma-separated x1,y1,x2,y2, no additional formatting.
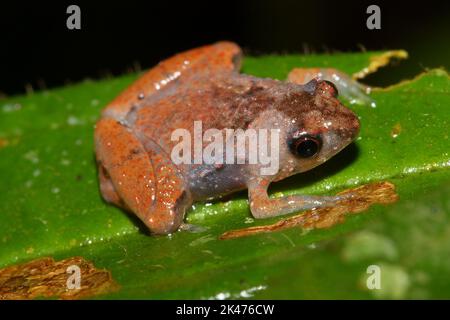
1,0,449,96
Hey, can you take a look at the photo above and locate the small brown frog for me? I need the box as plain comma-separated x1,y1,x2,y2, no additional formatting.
95,42,361,235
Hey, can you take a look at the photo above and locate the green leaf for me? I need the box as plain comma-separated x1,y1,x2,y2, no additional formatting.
0,51,449,299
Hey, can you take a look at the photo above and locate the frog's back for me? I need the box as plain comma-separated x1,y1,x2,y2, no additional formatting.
128,72,281,153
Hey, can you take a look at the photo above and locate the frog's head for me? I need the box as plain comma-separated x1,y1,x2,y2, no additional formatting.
272,79,360,178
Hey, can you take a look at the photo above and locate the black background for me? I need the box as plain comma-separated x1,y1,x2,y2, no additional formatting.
1,0,449,96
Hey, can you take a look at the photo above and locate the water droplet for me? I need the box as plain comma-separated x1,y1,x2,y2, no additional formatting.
2,103,21,113
24,150,39,164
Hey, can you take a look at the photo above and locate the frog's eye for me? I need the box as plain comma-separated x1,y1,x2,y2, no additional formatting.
289,134,322,158
323,80,339,98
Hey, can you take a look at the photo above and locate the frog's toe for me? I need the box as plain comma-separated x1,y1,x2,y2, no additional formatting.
337,80,376,107
178,223,208,233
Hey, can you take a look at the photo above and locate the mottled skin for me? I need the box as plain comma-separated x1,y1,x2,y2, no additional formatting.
95,42,361,235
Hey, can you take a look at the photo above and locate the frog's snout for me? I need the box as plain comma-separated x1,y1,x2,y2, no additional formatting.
335,104,361,142
337,118,360,143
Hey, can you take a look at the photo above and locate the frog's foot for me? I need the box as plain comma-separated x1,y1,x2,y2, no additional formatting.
95,118,191,234
178,223,208,233
288,68,375,107
247,179,350,219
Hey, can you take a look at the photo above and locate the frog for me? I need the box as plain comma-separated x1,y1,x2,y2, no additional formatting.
94,41,363,235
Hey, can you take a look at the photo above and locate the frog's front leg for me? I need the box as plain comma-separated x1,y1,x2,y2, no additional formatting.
95,118,191,234
247,178,347,219
288,68,375,107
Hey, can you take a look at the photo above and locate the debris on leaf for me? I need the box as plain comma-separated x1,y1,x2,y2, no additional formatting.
0,138,8,149
391,123,402,138
0,256,118,300
353,50,408,80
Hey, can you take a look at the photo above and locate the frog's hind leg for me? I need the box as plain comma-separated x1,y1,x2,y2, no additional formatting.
98,162,128,210
288,68,375,107
95,118,191,234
